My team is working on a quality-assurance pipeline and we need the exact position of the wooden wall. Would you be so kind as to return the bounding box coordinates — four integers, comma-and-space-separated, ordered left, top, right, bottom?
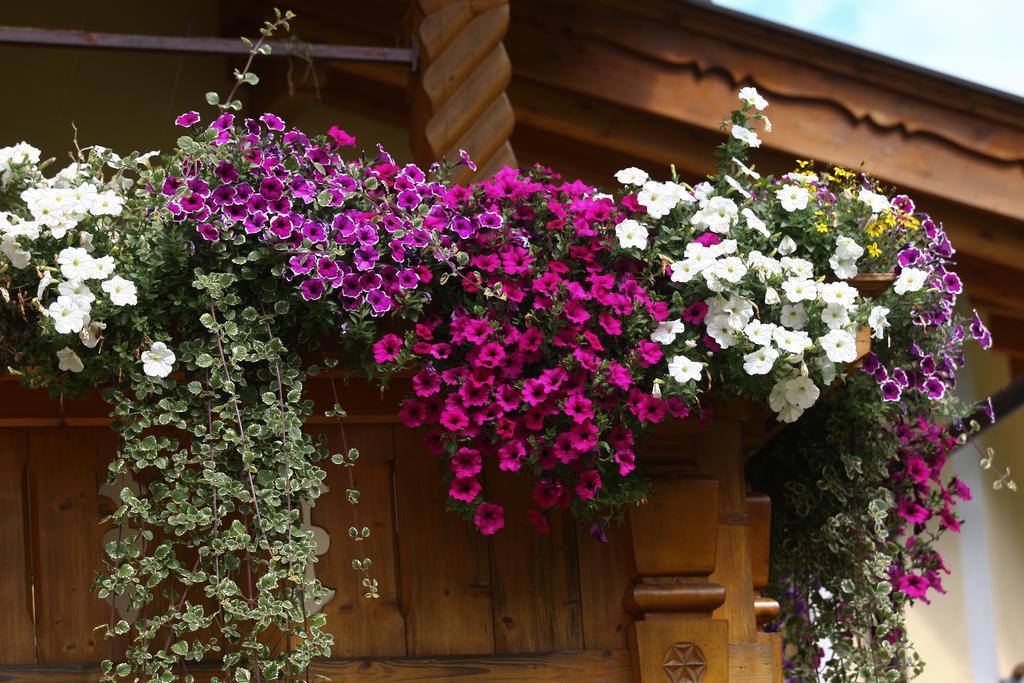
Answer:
0, 378, 635, 682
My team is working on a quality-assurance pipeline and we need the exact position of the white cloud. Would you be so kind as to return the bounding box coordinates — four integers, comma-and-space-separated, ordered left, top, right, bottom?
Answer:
715, 0, 1024, 98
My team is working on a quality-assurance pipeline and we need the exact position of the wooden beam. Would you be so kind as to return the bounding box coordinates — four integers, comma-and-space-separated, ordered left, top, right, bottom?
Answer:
0, 650, 632, 682
410, 0, 518, 181
0, 25, 414, 63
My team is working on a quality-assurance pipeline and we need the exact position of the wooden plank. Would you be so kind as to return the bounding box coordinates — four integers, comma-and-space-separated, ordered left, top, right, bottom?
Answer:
393, 427, 495, 655
486, 464, 584, 653
423, 45, 512, 155
314, 649, 632, 681
747, 495, 771, 590
29, 427, 123, 664
729, 641, 777, 682
308, 423, 406, 657
698, 425, 757, 645
576, 523, 631, 651
422, 5, 510, 107
0, 429, 36, 664
0, 649, 633, 682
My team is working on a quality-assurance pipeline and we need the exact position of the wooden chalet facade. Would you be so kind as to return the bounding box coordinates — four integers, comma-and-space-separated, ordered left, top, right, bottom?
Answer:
1, 1, 1023, 681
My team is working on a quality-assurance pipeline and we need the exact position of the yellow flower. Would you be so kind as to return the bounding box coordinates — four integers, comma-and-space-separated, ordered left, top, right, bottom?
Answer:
815, 223, 830, 233
867, 242, 881, 258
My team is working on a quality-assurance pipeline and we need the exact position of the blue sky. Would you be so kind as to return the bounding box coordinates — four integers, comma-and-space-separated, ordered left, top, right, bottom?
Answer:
713, 0, 1024, 98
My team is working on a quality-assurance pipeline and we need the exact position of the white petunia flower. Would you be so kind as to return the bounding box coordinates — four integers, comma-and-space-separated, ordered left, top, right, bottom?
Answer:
691, 196, 738, 235
102, 276, 138, 306
868, 305, 890, 340
781, 277, 817, 303
614, 219, 649, 250
829, 254, 859, 280
56, 347, 84, 373
723, 175, 752, 198
742, 208, 770, 237
738, 86, 769, 111
669, 259, 700, 283
817, 282, 859, 308
834, 235, 864, 261
80, 320, 106, 348
776, 184, 810, 212
89, 190, 124, 216
90, 255, 116, 280
764, 286, 781, 305
79, 231, 95, 253
774, 327, 812, 354
780, 256, 814, 279
780, 304, 808, 329
709, 256, 748, 283
58, 279, 95, 306
637, 181, 677, 219
819, 329, 859, 364
692, 181, 714, 204
36, 270, 54, 299
857, 188, 890, 214
815, 355, 837, 385
784, 376, 820, 410
650, 319, 686, 345
706, 314, 738, 348
747, 251, 782, 277
777, 235, 797, 255
710, 238, 738, 257
821, 303, 850, 330
664, 181, 696, 204
57, 247, 95, 280
142, 341, 176, 378
731, 125, 761, 148
668, 355, 704, 384
731, 157, 761, 179
893, 267, 929, 294
0, 212, 40, 239
47, 295, 90, 334
743, 347, 779, 375
1, 234, 31, 268
614, 167, 649, 186
744, 319, 777, 347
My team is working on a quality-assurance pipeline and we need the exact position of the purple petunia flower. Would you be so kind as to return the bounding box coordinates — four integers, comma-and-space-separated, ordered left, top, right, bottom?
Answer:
180, 193, 205, 213
300, 278, 326, 301
211, 112, 235, 132
223, 203, 248, 223
397, 269, 419, 289
943, 272, 963, 294
260, 113, 286, 131
197, 222, 220, 241
175, 111, 200, 127
881, 380, 902, 402
260, 177, 285, 201
477, 211, 503, 229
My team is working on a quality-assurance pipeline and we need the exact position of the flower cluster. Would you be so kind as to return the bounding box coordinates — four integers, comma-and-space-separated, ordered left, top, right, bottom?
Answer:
0, 142, 154, 378
169, 111, 449, 319
606, 91, 987, 429
888, 417, 972, 602
382, 168, 686, 533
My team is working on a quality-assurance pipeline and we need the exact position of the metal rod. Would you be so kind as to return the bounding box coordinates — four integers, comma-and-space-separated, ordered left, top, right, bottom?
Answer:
0, 26, 415, 64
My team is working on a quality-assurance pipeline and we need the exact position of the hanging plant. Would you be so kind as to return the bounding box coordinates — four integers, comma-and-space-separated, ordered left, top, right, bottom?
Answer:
0, 15, 1006, 681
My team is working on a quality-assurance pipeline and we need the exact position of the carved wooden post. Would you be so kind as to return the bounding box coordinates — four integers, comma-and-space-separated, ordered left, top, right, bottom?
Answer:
627, 409, 781, 682
408, 0, 518, 182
